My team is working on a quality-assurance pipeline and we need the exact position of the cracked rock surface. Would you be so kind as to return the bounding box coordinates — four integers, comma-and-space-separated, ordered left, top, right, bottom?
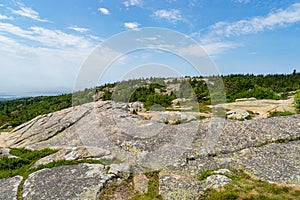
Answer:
0, 176, 23, 200
22, 163, 115, 200
0, 101, 300, 199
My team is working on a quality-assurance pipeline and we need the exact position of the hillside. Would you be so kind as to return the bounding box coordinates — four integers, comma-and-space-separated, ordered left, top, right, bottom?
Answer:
1, 73, 300, 129
0, 73, 300, 199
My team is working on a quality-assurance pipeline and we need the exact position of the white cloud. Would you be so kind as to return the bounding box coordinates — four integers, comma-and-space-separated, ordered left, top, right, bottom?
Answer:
0, 22, 94, 49
124, 22, 139, 30
123, 0, 142, 7
0, 26, 99, 95
0, 37, 91, 95
0, 14, 13, 20
98, 7, 110, 15
232, 0, 250, 3
11, 4, 50, 22
68, 26, 89, 33
202, 42, 240, 56
153, 9, 183, 23
0, 4, 4, 7
205, 3, 300, 40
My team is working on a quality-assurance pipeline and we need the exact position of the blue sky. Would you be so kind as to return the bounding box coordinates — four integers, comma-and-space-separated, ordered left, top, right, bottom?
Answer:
0, 0, 300, 96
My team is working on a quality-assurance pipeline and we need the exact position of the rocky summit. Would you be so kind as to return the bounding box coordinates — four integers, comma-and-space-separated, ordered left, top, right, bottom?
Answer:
1, 100, 300, 199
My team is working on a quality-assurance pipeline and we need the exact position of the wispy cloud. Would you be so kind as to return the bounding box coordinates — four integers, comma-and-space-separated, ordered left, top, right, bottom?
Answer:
0, 24, 98, 94
204, 3, 300, 42
123, 0, 142, 7
0, 4, 4, 7
98, 7, 110, 15
0, 14, 13, 20
232, 0, 251, 3
124, 22, 139, 30
153, 9, 183, 23
11, 3, 50, 22
68, 26, 89, 33
0, 22, 94, 48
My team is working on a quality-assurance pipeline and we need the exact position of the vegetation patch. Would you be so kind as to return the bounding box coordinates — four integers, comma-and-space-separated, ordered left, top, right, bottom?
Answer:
131, 171, 163, 200
0, 148, 119, 200
0, 148, 57, 179
294, 92, 300, 112
0, 128, 13, 132
199, 170, 217, 181
100, 174, 136, 200
268, 111, 294, 118
202, 169, 300, 200
1, 73, 300, 129
100, 171, 163, 200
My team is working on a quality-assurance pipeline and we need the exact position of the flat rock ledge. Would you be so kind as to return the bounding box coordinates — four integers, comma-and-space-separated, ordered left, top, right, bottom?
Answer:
22, 163, 115, 200
159, 169, 234, 199
0, 176, 23, 200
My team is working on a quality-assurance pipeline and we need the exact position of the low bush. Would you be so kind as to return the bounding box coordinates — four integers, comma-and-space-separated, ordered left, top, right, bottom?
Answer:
294, 92, 300, 112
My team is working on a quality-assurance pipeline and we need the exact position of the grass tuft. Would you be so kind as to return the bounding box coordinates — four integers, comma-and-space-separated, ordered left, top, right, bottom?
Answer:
202, 169, 300, 200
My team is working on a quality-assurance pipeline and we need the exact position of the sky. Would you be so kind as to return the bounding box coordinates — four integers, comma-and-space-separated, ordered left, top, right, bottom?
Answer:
0, 0, 300, 96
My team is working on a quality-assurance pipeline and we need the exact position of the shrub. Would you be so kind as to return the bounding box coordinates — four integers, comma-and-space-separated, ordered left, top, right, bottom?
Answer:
268, 111, 294, 118
294, 92, 300, 112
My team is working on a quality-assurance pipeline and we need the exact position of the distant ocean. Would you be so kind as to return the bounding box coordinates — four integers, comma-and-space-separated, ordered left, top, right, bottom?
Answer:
0, 96, 20, 101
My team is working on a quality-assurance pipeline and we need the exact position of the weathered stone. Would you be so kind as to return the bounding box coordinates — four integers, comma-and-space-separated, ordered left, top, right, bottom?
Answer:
2, 100, 300, 197
133, 173, 148, 194
22, 163, 115, 200
227, 109, 250, 120
149, 111, 196, 124
109, 163, 131, 179
233, 140, 300, 184
0, 176, 23, 200
204, 175, 232, 189
0, 148, 18, 158
159, 174, 203, 200
31, 146, 111, 168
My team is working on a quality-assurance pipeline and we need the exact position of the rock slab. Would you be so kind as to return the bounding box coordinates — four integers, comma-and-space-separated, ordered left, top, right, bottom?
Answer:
22, 163, 115, 200
0, 176, 23, 200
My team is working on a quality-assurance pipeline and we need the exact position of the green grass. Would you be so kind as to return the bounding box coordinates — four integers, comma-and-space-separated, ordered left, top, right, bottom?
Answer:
0, 148, 58, 179
199, 170, 216, 181
0, 128, 13, 132
268, 111, 294, 118
202, 169, 300, 200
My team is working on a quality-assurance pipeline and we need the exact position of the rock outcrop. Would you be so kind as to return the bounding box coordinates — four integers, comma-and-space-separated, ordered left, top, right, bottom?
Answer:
1, 100, 300, 199
0, 176, 23, 200
23, 163, 115, 200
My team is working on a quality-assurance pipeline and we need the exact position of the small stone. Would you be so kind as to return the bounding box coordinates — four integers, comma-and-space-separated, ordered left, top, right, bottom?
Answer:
0, 148, 18, 159
133, 173, 149, 194
109, 163, 131, 179
205, 175, 232, 189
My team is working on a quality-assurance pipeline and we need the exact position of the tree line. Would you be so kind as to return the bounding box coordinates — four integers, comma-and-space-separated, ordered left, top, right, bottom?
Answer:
1, 73, 299, 128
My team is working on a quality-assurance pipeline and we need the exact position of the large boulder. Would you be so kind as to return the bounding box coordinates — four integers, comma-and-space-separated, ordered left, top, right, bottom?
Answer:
22, 163, 115, 200
31, 146, 111, 168
0, 176, 23, 200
